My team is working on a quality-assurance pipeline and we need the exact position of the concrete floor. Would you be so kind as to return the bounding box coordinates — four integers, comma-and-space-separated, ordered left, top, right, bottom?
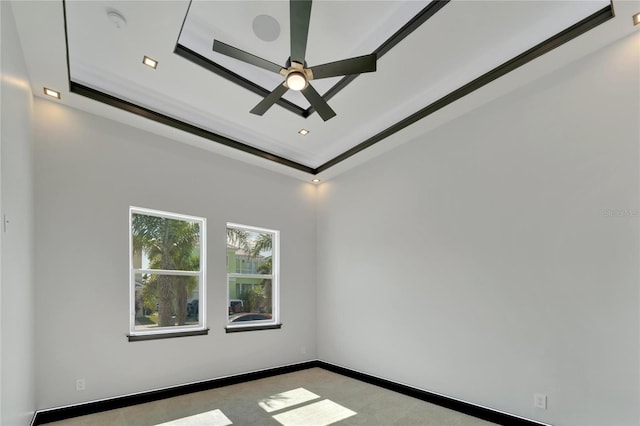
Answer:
47, 368, 496, 426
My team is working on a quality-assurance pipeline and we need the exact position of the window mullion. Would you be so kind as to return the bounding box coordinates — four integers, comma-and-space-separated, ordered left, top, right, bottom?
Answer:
134, 268, 200, 276
228, 273, 273, 280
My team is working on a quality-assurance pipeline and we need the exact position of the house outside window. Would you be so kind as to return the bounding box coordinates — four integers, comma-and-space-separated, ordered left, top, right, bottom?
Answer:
129, 207, 207, 340
226, 223, 279, 331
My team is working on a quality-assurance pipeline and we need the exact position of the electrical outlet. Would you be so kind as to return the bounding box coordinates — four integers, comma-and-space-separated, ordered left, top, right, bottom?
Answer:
76, 378, 86, 391
534, 393, 547, 409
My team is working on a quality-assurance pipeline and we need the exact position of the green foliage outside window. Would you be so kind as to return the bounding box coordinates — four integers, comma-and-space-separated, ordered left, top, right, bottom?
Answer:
132, 212, 201, 328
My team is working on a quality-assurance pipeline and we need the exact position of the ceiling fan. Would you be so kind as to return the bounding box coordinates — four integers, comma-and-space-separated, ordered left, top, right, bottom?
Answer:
212, 0, 377, 121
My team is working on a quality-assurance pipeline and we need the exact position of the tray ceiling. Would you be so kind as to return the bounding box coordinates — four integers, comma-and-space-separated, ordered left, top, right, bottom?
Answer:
10, 0, 639, 180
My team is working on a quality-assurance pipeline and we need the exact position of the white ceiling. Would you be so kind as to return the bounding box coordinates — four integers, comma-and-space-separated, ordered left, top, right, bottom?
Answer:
8, 0, 640, 182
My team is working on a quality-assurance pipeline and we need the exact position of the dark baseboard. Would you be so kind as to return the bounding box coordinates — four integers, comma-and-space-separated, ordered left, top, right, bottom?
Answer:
316, 361, 547, 426
31, 361, 318, 425
32, 360, 547, 426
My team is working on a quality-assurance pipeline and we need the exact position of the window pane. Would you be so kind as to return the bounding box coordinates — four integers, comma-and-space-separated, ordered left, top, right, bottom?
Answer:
227, 224, 276, 326
226, 229, 273, 274
132, 214, 201, 271
134, 273, 200, 330
227, 278, 272, 317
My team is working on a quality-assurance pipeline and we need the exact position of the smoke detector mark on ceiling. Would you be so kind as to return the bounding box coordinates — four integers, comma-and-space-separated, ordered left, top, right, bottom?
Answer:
252, 14, 280, 42
107, 9, 126, 29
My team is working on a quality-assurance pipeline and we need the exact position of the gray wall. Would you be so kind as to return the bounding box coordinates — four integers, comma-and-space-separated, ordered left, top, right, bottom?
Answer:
317, 33, 640, 426
1, 2, 36, 424
33, 99, 317, 409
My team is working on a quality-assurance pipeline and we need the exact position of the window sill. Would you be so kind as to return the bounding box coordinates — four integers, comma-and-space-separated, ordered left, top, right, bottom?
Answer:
128, 329, 209, 342
225, 323, 282, 333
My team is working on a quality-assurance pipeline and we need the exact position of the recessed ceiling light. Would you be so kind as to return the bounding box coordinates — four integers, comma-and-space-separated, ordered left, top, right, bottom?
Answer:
634, 13, 640, 26
298, 129, 309, 136
143, 56, 158, 69
311, 178, 321, 184
43, 87, 60, 99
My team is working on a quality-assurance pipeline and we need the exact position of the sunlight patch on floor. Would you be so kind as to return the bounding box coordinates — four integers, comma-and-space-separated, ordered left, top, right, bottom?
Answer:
272, 399, 357, 426
155, 408, 233, 426
259, 387, 321, 413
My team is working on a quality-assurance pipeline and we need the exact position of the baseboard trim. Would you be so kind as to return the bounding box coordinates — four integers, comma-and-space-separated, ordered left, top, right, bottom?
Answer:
31, 361, 318, 425
316, 360, 549, 426
32, 360, 548, 426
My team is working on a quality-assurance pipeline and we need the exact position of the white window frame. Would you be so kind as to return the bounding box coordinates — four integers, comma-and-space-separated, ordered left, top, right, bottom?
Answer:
226, 222, 280, 331
129, 206, 207, 338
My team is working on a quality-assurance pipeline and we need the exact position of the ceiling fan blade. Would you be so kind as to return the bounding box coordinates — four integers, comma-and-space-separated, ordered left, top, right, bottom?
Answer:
290, 0, 312, 64
309, 53, 377, 80
250, 83, 289, 116
301, 84, 336, 121
213, 40, 284, 75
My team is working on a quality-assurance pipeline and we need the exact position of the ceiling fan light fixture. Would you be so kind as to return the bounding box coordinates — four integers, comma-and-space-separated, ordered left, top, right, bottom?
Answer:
286, 71, 307, 91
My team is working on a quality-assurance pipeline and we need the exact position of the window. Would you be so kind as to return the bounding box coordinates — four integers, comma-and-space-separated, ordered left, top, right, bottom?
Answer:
226, 223, 280, 331
129, 207, 207, 340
